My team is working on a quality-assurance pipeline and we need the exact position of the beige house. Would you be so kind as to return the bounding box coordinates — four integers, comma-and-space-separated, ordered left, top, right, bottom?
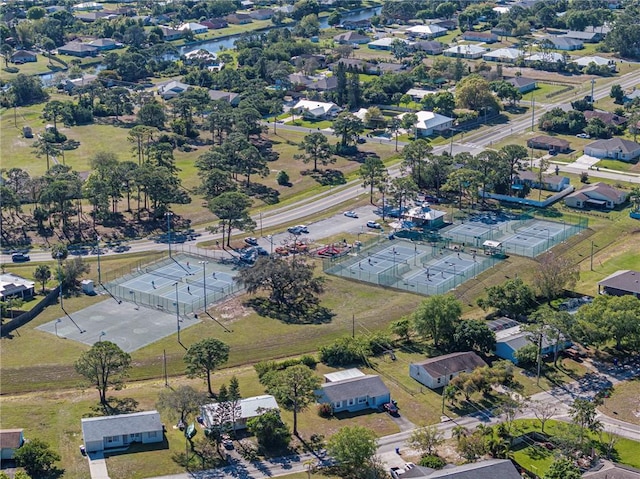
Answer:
564, 182, 627, 209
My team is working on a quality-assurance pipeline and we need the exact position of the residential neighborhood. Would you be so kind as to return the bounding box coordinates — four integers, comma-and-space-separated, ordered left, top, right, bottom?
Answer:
0, 0, 640, 478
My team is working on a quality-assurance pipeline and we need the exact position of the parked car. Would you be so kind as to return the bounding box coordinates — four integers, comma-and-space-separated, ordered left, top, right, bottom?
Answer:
383, 401, 399, 416
11, 253, 30, 263
288, 226, 303, 235
344, 211, 358, 218
576, 133, 590, 139
366, 221, 382, 229
423, 194, 440, 204
244, 237, 258, 246
294, 225, 309, 233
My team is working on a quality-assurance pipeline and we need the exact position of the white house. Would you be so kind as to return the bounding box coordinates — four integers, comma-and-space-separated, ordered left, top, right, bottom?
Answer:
0, 273, 35, 301
406, 88, 438, 101
443, 44, 486, 59
406, 24, 447, 38
292, 100, 341, 119
397, 111, 454, 137
410, 352, 487, 389
525, 52, 567, 64
316, 371, 390, 413
81, 410, 164, 453
574, 55, 616, 70
158, 80, 190, 100
482, 48, 524, 63
564, 182, 627, 209
178, 22, 208, 34
200, 395, 279, 431
584, 138, 640, 161
368, 37, 411, 50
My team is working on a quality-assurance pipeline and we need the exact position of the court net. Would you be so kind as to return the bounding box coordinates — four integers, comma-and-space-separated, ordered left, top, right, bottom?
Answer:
185, 278, 226, 293
146, 269, 184, 281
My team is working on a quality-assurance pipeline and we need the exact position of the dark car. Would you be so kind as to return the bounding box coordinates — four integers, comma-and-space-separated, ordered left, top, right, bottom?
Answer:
383, 402, 399, 415
244, 237, 258, 246
11, 253, 30, 263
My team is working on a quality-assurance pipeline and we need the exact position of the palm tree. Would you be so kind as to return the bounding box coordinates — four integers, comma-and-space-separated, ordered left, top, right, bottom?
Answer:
452, 426, 468, 443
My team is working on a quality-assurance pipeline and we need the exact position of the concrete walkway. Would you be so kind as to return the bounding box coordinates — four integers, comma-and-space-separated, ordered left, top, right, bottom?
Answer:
87, 452, 110, 479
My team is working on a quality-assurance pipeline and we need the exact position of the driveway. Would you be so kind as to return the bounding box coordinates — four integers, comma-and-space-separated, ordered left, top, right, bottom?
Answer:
87, 452, 110, 479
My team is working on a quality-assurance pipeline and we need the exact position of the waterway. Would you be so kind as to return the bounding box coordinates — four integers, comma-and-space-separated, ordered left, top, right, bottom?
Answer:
178, 6, 382, 55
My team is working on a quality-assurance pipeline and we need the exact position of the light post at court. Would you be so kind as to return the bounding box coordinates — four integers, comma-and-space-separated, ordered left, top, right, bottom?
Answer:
166, 211, 174, 258
173, 282, 181, 343
99, 331, 106, 342
55, 318, 62, 338
199, 260, 209, 309
56, 251, 64, 310
96, 235, 102, 284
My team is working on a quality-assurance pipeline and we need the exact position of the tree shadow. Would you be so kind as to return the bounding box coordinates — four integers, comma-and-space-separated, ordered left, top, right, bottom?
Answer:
309, 169, 346, 186
244, 298, 334, 324
88, 397, 140, 416
243, 183, 280, 205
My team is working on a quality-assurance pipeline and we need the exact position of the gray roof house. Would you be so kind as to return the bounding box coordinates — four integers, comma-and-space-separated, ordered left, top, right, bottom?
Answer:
0, 429, 25, 460
493, 320, 570, 364
565, 30, 603, 42
333, 31, 370, 45
584, 138, 640, 161
158, 80, 190, 100
316, 369, 390, 413
10, 50, 37, 63
564, 182, 627, 210
58, 42, 98, 57
506, 76, 538, 93
410, 352, 487, 389
413, 41, 444, 55
81, 410, 163, 453
396, 459, 522, 479
598, 270, 640, 298
548, 36, 584, 50
201, 395, 279, 430
88, 38, 120, 51
207, 89, 240, 105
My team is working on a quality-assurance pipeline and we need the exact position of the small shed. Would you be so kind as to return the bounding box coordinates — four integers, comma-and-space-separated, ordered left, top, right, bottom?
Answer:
81, 279, 95, 294
482, 240, 503, 256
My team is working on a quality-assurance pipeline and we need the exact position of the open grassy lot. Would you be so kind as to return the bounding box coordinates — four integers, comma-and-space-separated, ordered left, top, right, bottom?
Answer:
595, 158, 638, 172
599, 379, 640, 426
522, 82, 572, 102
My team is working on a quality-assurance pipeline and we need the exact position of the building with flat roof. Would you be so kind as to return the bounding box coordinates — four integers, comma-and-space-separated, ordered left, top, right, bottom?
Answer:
598, 270, 640, 298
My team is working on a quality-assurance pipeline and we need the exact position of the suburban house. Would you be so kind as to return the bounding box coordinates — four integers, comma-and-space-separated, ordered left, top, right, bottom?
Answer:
623, 89, 640, 104
462, 31, 498, 43
548, 36, 584, 50
584, 463, 640, 479
584, 110, 627, 127
506, 77, 538, 93
444, 44, 486, 59
178, 22, 208, 34
64, 74, 99, 91
202, 18, 228, 29
397, 111, 454, 137
390, 459, 522, 479
249, 8, 274, 20
368, 37, 411, 51
0, 429, 24, 460
58, 42, 98, 57
184, 49, 218, 65
207, 89, 240, 105
158, 80, 190, 100
159, 26, 183, 40
201, 395, 279, 431
81, 410, 164, 453
433, 19, 457, 30
333, 31, 370, 45
598, 270, 640, 298
409, 352, 487, 389
406, 88, 438, 101
329, 58, 377, 74
482, 48, 524, 63
73, 1, 103, 11
584, 138, 640, 161
564, 182, 627, 210
316, 369, 391, 413
342, 19, 371, 30
10, 50, 37, 63
413, 40, 444, 55
525, 52, 566, 64
291, 99, 341, 119
405, 24, 447, 38
565, 30, 604, 42
307, 76, 339, 92
490, 319, 571, 364
88, 38, 120, 51
513, 170, 571, 192
404, 204, 447, 228
527, 135, 570, 153
574, 55, 615, 70
225, 13, 252, 24
75, 12, 113, 22
0, 273, 35, 301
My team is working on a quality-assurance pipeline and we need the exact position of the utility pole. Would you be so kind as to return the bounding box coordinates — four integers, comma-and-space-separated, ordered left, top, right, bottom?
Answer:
352, 314, 355, 339
96, 235, 102, 284
163, 349, 168, 387
531, 97, 535, 132
536, 332, 542, 386
590, 240, 595, 271
590, 78, 596, 104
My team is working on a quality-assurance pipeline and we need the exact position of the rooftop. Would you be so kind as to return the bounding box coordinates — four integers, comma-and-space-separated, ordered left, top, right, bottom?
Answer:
412, 351, 487, 377
82, 411, 162, 443
319, 375, 389, 403
598, 270, 640, 295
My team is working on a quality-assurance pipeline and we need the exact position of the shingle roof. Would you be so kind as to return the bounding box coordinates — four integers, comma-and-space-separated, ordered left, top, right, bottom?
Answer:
528, 135, 570, 148
82, 411, 162, 443
319, 375, 389, 403
586, 138, 640, 154
412, 351, 487, 377
566, 182, 625, 203
584, 110, 628, 126
506, 76, 537, 88
598, 270, 640, 295
0, 429, 24, 449
401, 459, 521, 479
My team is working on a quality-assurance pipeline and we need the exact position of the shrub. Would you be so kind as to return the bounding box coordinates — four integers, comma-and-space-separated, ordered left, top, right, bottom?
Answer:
580, 172, 589, 183
317, 403, 333, 418
300, 354, 317, 369
419, 455, 446, 469
276, 170, 290, 186
319, 336, 372, 367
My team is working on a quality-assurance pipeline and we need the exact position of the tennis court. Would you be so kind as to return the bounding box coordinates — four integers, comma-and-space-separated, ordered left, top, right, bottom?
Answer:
105, 253, 243, 315
500, 219, 576, 257
444, 222, 502, 246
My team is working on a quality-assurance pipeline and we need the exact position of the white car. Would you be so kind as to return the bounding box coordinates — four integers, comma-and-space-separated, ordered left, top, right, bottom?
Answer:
366, 221, 382, 229
576, 133, 590, 139
344, 211, 358, 218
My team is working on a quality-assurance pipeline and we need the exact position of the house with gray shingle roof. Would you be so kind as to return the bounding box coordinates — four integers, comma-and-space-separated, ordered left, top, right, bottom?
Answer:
397, 459, 522, 479
564, 182, 627, 209
584, 138, 640, 161
410, 352, 487, 389
598, 270, 640, 298
81, 410, 163, 453
316, 370, 390, 413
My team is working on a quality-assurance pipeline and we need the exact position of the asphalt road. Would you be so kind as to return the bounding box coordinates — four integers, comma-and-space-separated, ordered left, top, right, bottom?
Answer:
4, 71, 639, 265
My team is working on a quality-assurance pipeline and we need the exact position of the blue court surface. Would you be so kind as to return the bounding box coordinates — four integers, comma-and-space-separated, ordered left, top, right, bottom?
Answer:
500, 220, 568, 253
404, 253, 479, 288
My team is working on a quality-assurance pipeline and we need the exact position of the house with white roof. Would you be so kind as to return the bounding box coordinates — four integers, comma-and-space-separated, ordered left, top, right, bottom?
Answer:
179, 22, 208, 34
444, 44, 486, 59
81, 410, 164, 453
406, 24, 447, 38
397, 110, 454, 137
292, 100, 341, 119
201, 395, 279, 431
0, 273, 35, 301
489, 319, 570, 364
482, 48, 524, 63
525, 52, 567, 64
316, 369, 390, 413
73, 1, 103, 11
574, 55, 616, 70
368, 37, 412, 51
406, 88, 438, 101
158, 80, 190, 100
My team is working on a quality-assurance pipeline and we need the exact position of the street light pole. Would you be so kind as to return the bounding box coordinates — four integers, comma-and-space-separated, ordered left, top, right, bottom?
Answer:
96, 235, 102, 284
174, 282, 181, 343
99, 331, 106, 342
199, 261, 208, 309
166, 212, 173, 259
57, 252, 64, 309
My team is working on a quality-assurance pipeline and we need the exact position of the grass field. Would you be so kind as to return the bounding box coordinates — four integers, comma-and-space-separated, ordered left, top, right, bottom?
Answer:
522, 82, 572, 102
599, 379, 640, 426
